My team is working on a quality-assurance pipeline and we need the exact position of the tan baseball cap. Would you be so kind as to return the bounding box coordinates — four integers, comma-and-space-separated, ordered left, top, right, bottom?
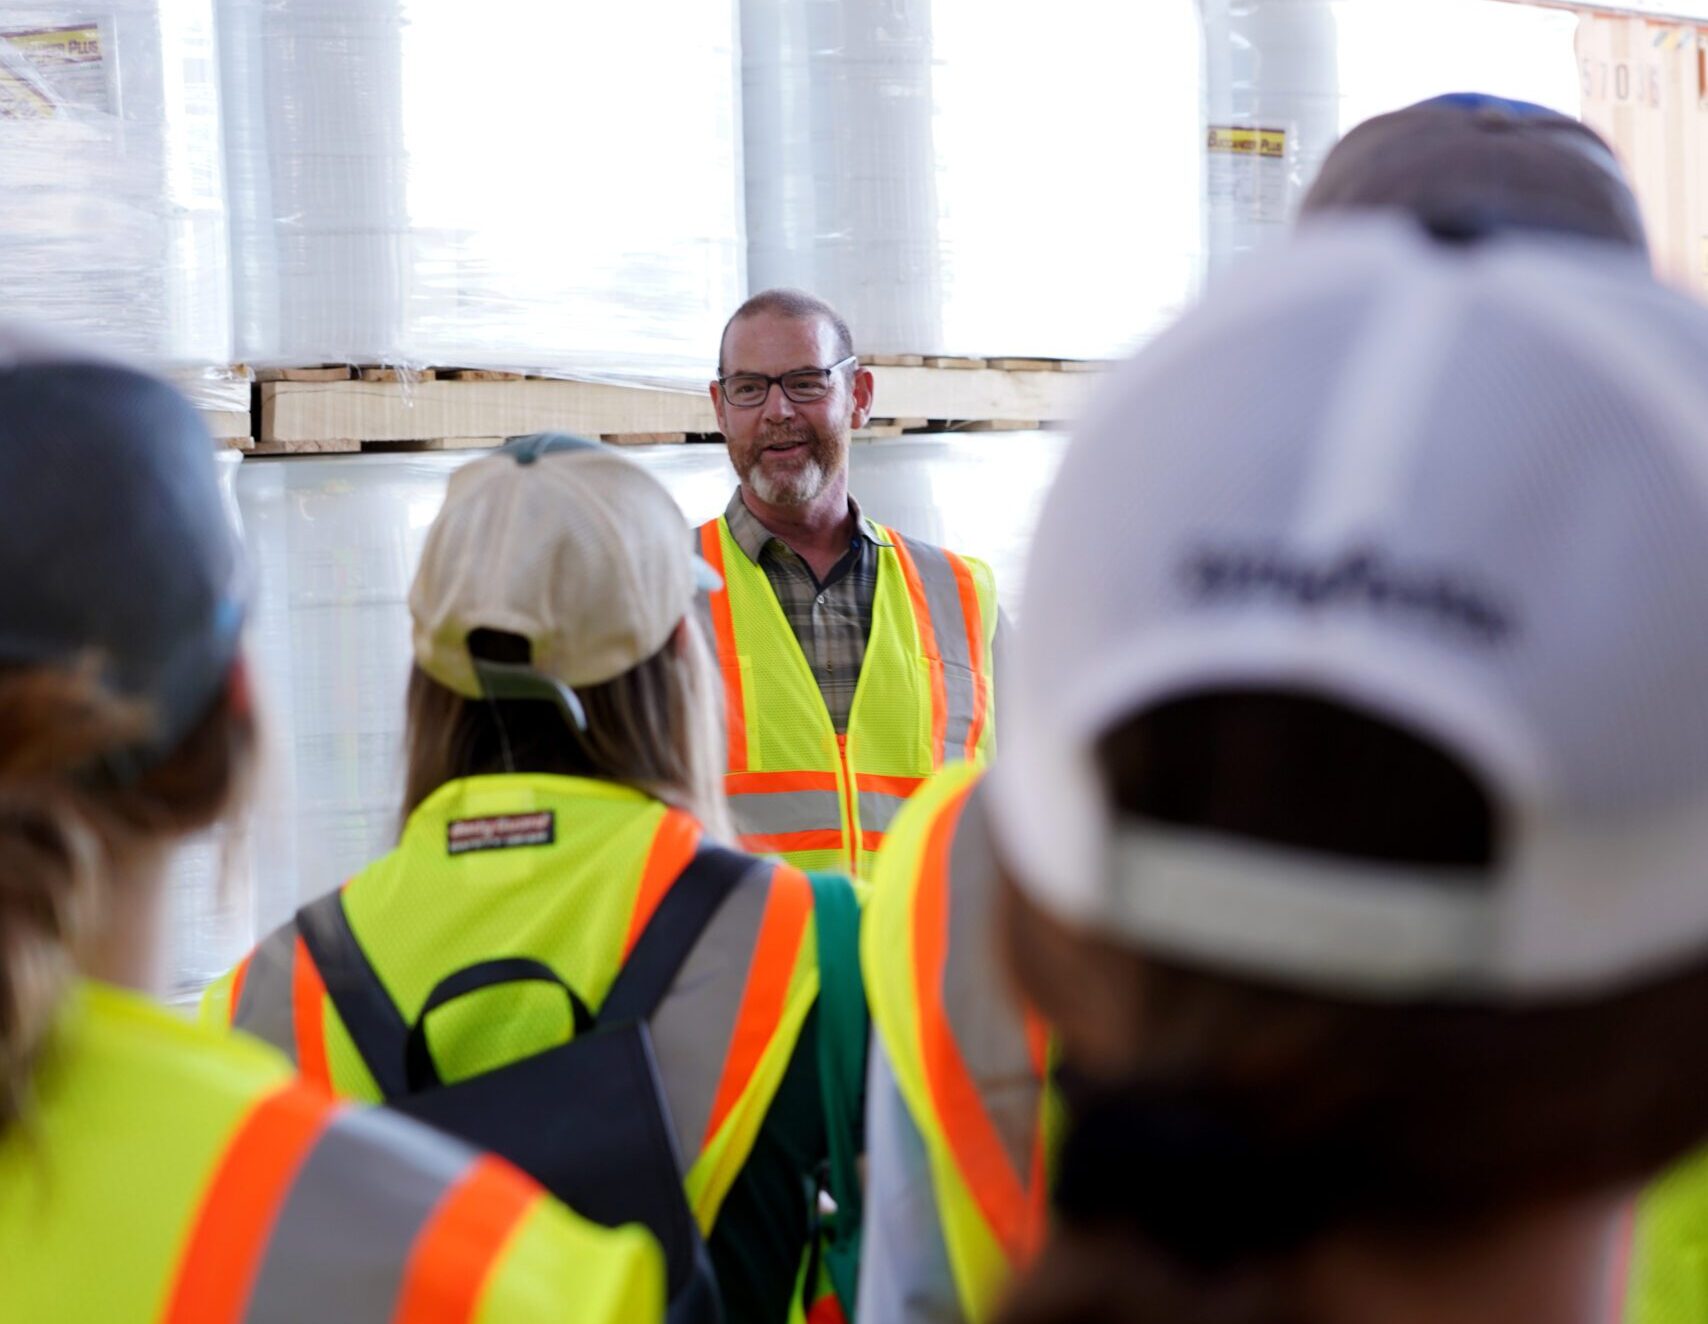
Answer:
410, 434, 719, 724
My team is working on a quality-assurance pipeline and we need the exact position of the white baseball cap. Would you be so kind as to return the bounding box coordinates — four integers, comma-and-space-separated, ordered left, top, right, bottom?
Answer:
992, 218, 1708, 1001
410, 433, 719, 725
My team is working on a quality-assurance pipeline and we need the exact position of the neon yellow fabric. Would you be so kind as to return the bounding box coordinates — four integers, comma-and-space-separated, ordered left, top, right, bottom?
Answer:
712, 516, 997, 879
2, 982, 288, 1322
1626, 1146, 1708, 1324
4, 980, 660, 1324
475, 1195, 664, 1324
863, 765, 1044, 1324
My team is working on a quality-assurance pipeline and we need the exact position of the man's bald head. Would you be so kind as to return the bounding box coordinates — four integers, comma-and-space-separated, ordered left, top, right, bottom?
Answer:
717, 288, 854, 375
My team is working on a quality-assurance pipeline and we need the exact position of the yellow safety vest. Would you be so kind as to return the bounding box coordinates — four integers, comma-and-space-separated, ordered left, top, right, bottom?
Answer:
4, 979, 661, 1323
697, 515, 998, 879
1624, 1146, 1708, 1323
863, 764, 1060, 1323
204, 773, 823, 1242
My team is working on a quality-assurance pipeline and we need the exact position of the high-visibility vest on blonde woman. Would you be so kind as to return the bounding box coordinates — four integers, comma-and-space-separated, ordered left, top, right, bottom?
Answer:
1, 979, 662, 1323
202, 773, 829, 1319
861, 763, 1062, 1323
697, 515, 998, 879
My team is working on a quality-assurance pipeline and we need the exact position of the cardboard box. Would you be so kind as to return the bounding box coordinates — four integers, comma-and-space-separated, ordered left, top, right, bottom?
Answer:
1578, 12, 1708, 294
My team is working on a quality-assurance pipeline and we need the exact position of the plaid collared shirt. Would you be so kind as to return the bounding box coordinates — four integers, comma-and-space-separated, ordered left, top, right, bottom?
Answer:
722, 489, 888, 734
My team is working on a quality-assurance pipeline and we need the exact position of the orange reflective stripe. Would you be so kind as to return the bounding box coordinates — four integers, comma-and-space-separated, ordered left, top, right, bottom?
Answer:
855, 772, 926, 799
887, 530, 948, 765
700, 521, 748, 774
860, 831, 888, 855
227, 954, 253, 1027
914, 782, 1035, 1259
738, 829, 846, 856
702, 865, 814, 1145
291, 937, 330, 1090
162, 1083, 335, 1324
945, 549, 990, 759
622, 808, 703, 960
725, 769, 840, 796
393, 1156, 538, 1324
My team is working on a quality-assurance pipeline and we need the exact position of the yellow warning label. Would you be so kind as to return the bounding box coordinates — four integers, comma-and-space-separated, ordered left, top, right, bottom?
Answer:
1206, 127, 1287, 160
0, 25, 106, 119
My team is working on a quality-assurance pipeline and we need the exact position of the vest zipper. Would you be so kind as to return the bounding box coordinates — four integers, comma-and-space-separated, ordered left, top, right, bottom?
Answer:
837, 733, 859, 876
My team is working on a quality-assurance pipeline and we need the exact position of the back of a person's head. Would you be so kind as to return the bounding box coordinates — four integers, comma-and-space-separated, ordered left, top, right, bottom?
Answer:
1303, 93, 1649, 255
0, 331, 252, 1130
404, 435, 731, 840
988, 221, 1708, 1323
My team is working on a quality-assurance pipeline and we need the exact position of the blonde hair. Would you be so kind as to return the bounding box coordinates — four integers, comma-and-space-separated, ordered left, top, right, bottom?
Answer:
0, 658, 253, 1133
403, 615, 736, 843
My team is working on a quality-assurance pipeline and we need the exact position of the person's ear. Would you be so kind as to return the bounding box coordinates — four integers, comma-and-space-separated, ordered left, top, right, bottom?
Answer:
851, 366, 876, 430
710, 379, 731, 436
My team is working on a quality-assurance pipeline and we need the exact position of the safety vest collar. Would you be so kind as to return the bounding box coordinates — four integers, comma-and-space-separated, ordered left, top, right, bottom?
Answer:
719, 488, 890, 567
409, 772, 655, 828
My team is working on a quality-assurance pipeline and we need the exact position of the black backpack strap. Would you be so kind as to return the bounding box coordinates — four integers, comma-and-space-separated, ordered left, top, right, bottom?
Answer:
295, 889, 411, 1097
598, 844, 757, 1027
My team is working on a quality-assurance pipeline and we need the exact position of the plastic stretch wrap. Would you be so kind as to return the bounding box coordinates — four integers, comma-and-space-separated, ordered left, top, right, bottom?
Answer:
1200, 0, 1581, 276
219, 0, 745, 387
742, 0, 1205, 361
0, 3, 233, 403
176, 437, 1065, 979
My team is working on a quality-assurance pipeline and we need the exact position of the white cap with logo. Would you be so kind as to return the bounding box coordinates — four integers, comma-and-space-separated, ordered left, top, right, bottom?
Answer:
992, 219, 1708, 1001
410, 433, 718, 724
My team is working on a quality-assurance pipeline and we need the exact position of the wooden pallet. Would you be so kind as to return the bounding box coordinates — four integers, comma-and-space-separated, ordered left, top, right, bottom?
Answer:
245, 361, 1099, 454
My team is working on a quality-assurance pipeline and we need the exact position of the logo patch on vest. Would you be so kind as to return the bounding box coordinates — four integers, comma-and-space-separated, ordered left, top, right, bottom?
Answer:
447, 811, 556, 855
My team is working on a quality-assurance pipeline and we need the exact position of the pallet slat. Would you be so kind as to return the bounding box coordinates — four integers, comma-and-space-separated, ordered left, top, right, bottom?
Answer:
255, 364, 1097, 448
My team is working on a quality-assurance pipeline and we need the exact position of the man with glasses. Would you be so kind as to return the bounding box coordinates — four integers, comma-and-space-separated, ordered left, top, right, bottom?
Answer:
699, 288, 999, 881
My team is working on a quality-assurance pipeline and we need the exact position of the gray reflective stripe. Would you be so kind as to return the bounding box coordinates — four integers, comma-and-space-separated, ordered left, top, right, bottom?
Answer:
728, 790, 842, 837
233, 925, 301, 1064
896, 533, 986, 759
650, 858, 775, 1163
942, 781, 1040, 1183
242, 1107, 475, 1324
856, 790, 913, 835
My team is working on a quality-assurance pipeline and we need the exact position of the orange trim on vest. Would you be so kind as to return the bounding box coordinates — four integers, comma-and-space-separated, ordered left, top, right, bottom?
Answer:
914, 782, 1038, 1262
945, 548, 990, 759
291, 938, 330, 1090
227, 954, 252, 1026
860, 831, 888, 855
161, 1083, 335, 1324
622, 809, 703, 960
738, 829, 846, 856
855, 772, 927, 799
725, 769, 840, 796
886, 530, 948, 766
701, 864, 814, 1145
394, 1156, 539, 1324
700, 521, 749, 774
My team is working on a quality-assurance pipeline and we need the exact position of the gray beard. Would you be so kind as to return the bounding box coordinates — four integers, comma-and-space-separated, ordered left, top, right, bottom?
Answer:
747, 453, 828, 507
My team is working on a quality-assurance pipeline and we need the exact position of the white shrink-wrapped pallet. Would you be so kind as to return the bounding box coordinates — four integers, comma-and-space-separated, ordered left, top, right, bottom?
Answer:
220, 0, 746, 388
741, 0, 1207, 362
1200, 0, 1581, 280
0, 2, 237, 405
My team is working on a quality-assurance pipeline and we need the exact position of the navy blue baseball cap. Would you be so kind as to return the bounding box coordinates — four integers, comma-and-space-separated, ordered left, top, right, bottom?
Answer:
1303, 93, 1649, 254
0, 326, 247, 775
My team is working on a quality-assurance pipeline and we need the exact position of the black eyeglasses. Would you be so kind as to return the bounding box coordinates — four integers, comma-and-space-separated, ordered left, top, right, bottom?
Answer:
717, 356, 857, 408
